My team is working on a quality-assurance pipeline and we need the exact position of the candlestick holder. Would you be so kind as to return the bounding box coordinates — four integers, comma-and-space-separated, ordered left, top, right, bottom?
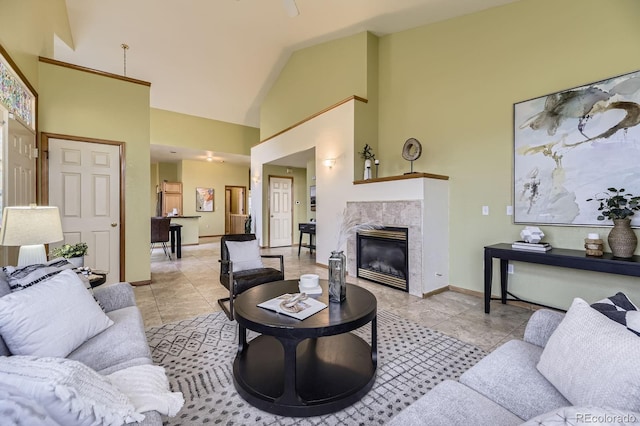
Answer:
585, 233, 604, 257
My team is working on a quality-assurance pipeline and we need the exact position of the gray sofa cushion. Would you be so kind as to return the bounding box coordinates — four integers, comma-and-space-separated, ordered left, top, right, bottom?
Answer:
67, 306, 152, 375
93, 282, 137, 312
387, 380, 522, 426
523, 309, 565, 348
460, 339, 570, 420
523, 406, 640, 425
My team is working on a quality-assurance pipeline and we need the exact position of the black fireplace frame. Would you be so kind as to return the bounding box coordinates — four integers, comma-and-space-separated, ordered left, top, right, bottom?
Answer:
356, 226, 409, 292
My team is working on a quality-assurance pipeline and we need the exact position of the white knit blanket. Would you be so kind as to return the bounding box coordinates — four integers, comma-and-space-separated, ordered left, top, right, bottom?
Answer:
108, 364, 184, 417
0, 357, 183, 425
0, 356, 144, 426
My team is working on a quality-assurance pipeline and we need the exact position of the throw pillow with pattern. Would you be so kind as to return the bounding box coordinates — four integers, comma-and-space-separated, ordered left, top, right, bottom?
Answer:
591, 292, 640, 336
2, 258, 75, 292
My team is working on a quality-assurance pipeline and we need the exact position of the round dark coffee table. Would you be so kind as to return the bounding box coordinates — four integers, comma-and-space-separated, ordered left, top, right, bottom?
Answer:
233, 279, 377, 417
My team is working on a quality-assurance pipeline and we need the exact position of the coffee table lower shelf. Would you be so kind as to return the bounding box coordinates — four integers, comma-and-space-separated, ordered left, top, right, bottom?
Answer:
233, 332, 376, 417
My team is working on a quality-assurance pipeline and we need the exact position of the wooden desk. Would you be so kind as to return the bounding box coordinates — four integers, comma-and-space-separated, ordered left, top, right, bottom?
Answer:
484, 243, 640, 313
298, 223, 316, 256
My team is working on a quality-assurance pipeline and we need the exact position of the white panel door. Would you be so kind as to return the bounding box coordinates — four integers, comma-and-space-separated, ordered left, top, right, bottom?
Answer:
6, 117, 36, 206
49, 139, 120, 284
269, 176, 292, 247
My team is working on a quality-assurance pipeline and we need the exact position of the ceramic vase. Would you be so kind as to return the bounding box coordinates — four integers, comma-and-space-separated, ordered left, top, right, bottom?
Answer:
364, 159, 372, 180
328, 250, 346, 303
608, 218, 637, 258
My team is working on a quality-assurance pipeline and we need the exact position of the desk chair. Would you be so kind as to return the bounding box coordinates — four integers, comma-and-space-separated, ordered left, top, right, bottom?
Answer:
150, 217, 172, 260
218, 234, 284, 320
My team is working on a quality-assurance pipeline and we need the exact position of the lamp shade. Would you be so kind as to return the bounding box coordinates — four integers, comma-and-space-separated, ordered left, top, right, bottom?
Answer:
0, 206, 64, 246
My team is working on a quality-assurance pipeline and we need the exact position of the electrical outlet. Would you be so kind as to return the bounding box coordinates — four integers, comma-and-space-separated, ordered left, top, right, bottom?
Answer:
482, 206, 489, 215
508, 264, 514, 274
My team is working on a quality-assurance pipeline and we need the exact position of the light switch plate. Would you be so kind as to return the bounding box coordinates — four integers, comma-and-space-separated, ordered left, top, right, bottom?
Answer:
482, 206, 489, 215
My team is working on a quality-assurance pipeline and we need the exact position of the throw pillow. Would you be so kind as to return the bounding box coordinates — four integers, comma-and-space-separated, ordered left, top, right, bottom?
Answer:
591, 292, 640, 336
225, 239, 264, 272
0, 356, 143, 426
0, 269, 114, 357
537, 297, 640, 412
2, 258, 74, 292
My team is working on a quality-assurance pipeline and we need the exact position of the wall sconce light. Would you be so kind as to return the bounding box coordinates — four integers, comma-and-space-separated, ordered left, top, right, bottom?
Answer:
323, 158, 336, 169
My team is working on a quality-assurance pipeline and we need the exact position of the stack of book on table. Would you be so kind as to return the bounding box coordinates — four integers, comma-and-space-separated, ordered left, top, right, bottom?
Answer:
511, 241, 552, 252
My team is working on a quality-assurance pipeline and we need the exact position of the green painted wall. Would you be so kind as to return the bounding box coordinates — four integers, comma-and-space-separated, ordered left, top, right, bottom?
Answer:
180, 160, 250, 236
260, 32, 371, 140
158, 162, 178, 182
38, 61, 151, 283
151, 108, 259, 155
0, 0, 72, 89
376, 0, 640, 308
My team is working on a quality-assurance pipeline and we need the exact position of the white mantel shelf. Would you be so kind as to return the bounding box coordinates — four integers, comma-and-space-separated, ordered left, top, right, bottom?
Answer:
353, 172, 449, 185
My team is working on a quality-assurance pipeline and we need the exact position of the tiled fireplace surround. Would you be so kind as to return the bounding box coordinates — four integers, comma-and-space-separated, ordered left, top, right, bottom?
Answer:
346, 201, 421, 294
344, 175, 450, 297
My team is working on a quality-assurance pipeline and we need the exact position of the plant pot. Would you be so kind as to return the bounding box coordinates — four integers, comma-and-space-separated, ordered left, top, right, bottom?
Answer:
608, 218, 637, 258
68, 256, 84, 268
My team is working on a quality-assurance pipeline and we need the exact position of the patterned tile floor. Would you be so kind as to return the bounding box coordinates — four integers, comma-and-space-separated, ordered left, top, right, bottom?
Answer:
137, 237, 533, 352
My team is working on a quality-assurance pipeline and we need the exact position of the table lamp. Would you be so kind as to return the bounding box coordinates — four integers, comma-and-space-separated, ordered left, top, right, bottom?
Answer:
0, 205, 64, 267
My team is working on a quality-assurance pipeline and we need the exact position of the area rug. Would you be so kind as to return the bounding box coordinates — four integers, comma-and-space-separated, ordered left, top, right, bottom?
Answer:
145, 310, 486, 425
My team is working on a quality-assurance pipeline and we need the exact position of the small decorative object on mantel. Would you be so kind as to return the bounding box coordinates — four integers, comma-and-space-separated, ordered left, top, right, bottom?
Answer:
584, 232, 604, 257
374, 159, 380, 178
331, 209, 383, 303
402, 137, 422, 174
358, 144, 376, 180
50, 242, 88, 268
587, 187, 640, 258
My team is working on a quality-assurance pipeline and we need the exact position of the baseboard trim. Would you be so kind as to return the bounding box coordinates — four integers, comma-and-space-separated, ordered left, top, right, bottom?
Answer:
130, 280, 151, 286
421, 286, 449, 298
447, 285, 539, 310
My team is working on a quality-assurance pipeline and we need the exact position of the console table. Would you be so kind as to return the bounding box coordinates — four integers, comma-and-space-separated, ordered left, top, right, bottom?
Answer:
484, 243, 640, 313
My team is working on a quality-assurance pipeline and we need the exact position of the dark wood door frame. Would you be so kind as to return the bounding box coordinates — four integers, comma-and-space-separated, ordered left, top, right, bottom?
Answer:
40, 132, 126, 282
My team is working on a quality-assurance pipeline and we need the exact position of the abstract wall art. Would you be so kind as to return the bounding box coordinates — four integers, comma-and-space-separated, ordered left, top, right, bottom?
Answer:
514, 69, 640, 227
196, 187, 214, 212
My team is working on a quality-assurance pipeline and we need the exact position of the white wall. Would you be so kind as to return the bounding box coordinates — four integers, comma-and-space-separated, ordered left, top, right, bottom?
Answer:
251, 101, 356, 263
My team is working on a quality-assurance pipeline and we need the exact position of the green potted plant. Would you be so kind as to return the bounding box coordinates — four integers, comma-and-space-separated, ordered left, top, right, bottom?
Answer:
587, 188, 640, 258
50, 242, 88, 267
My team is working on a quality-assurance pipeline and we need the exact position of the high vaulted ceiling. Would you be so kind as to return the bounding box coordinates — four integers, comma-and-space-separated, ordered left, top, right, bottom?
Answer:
57, 0, 520, 131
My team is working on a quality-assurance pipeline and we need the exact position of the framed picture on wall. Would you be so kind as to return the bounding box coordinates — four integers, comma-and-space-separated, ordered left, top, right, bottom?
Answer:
196, 187, 214, 212
310, 185, 316, 211
513, 69, 640, 227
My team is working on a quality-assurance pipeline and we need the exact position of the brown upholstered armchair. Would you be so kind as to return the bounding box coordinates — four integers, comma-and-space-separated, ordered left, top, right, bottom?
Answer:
218, 234, 284, 320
